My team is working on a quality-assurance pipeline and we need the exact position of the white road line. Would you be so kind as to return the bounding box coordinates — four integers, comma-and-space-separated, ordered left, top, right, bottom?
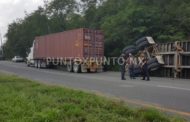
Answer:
157, 85, 190, 91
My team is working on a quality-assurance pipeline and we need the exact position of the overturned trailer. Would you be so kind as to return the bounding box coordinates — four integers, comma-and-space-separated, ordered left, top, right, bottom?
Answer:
122, 37, 190, 79
153, 41, 190, 79
122, 37, 165, 76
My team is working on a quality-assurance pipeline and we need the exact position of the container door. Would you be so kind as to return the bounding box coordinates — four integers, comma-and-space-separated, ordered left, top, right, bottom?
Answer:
83, 29, 104, 58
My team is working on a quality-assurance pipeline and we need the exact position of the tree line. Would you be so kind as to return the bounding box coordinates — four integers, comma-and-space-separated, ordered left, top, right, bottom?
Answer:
3, 0, 190, 58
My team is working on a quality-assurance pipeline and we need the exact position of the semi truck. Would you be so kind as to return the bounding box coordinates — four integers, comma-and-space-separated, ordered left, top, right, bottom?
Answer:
26, 28, 104, 73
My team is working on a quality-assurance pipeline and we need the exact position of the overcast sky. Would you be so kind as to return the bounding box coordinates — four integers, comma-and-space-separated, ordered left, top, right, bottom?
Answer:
0, 0, 44, 45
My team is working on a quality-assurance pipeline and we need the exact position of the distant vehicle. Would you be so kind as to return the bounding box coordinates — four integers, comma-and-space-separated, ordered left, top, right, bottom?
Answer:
12, 56, 24, 62
0, 48, 4, 60
27, 28, 104, 73
0, 55, 4, 60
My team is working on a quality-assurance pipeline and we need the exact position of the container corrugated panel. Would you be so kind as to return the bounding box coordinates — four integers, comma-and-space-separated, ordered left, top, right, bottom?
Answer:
152, 68, 190, 79
151, 68, 174, 78
181, 69, 190, 79
34, 28, 104, 59
162, 55, 174, 65
182, 55, 190, 65
158, 42, 174, 52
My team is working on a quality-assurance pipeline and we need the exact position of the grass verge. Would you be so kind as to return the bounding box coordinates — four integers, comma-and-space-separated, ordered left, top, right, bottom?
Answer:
0, 73, 186, 122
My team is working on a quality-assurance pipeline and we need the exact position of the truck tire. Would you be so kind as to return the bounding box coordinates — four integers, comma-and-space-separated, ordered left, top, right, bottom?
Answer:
38, 60, 41, 69
135, 37, 147, 45
126, 48, 138, 55
133, 65, 142, 75
136, 41, 149, 50
27, 61, 30, 67
34, 60, 38, 68
147, 58, 158, 65
67, 63, 73, 72
122, 45, 135, 53
40, 61, 47, 69
134, 68, 142, 75
87, 69, 91, 73
122, 45, 137, 55
73, 63, 81, 73
148, 62, 160, 71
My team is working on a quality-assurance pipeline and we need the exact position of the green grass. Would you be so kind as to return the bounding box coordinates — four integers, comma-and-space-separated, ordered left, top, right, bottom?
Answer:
0, 73, 186, 122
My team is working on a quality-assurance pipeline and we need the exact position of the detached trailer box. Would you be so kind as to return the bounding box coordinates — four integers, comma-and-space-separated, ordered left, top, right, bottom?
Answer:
32, 28, 104, 73
152, 41, 190, 79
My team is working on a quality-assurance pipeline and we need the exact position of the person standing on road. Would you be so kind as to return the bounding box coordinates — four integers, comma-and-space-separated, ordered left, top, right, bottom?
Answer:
120, 53, 127, 80
142, 58, 150, 81
138, 52, 145, 66
127, 53, 135, 79
138, 52, 145, 75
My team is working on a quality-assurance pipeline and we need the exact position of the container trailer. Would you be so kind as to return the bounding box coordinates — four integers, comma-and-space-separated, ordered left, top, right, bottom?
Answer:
27, 28, 104, 73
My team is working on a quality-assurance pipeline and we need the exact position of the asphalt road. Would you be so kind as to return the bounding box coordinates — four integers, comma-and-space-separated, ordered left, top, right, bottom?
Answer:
1, 61, 190, 118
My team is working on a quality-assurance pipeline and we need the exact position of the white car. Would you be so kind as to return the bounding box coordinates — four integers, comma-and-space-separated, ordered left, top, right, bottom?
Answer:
12, 56, 24, 62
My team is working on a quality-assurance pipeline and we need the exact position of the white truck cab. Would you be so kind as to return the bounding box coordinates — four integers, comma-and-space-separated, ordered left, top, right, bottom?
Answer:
26, 41, 35, 66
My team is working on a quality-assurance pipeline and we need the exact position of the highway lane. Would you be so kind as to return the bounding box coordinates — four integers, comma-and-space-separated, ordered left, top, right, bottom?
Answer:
1, 61, 190, 117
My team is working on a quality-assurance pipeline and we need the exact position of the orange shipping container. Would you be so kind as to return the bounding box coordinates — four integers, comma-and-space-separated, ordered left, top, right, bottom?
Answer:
34, 28, 104, 59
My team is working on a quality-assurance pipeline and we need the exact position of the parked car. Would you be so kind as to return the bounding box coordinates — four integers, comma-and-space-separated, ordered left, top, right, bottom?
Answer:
12, 56, 24, 62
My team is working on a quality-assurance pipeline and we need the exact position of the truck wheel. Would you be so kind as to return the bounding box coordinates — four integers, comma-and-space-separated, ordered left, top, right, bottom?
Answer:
87, 69, 91, 73
40, 61, 47, 69
133, 65, 142, 76
148, 62, 160, 71
136, 41, 149, 50
125, 48, 138, 55
73, 63, 81, 73
37, 60, 41, 69
122, 45, 135, 53
133, 68, 142, 76
67, 63, 73, 72
122, 45, 137, 55
27, 61, 30, 67
34, 60, 38, 68
135, 37, 147, 45
147, 58, 158, 65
